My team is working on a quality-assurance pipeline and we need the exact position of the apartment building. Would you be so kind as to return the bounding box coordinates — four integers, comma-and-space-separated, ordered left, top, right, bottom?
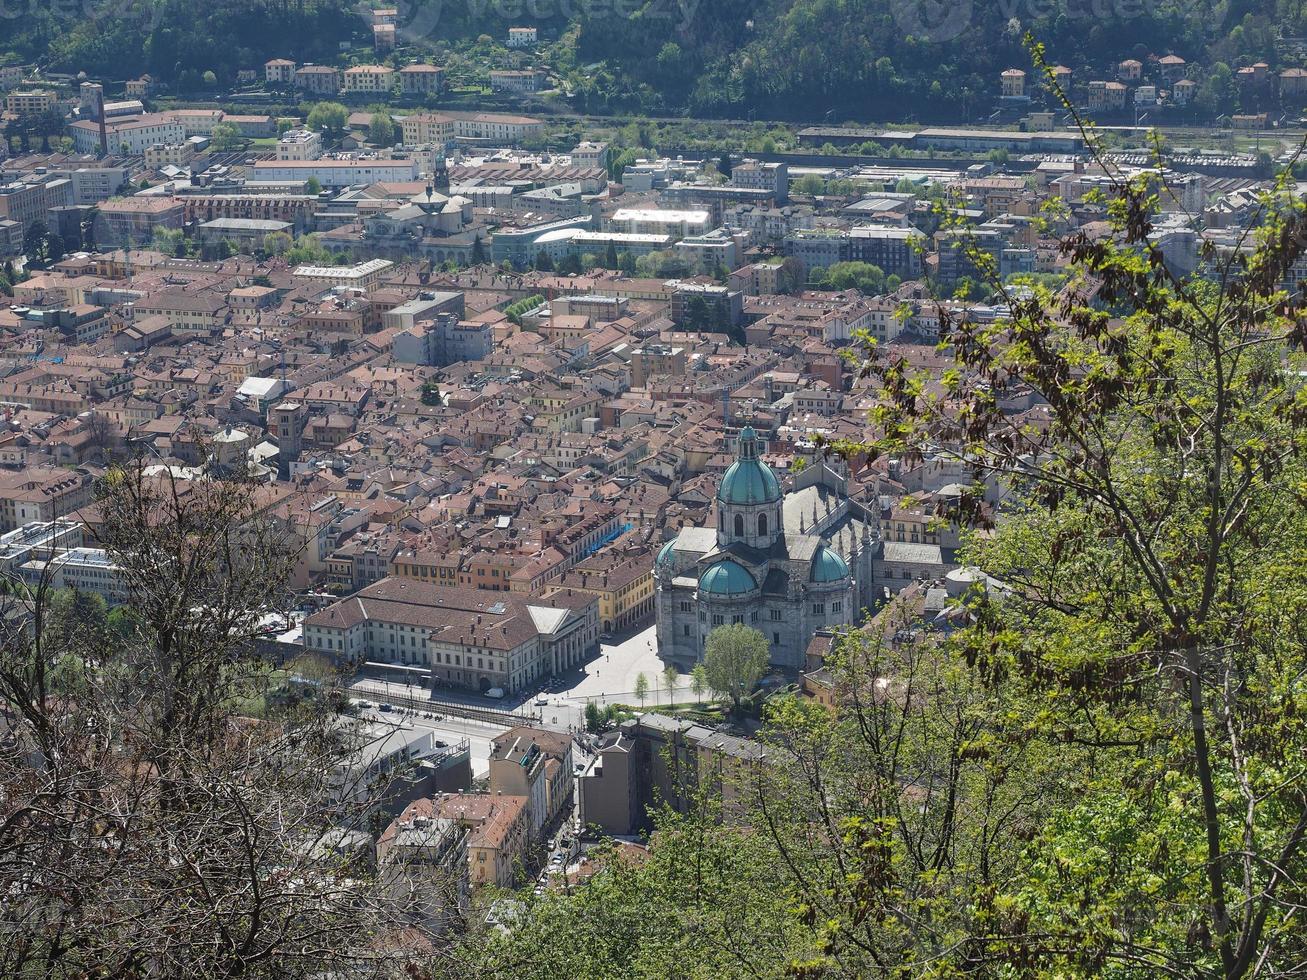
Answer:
608, 208, 712, 238
452, 112, 544, 145
488, 727, 574, 840
730, 159, 789, 203
144, 143, 195, 169
6, 90, 55, 114
131, 290, 228, 334
490, 70, 543, 95
579, 714, 768, 835
399, 63, 445, 96
295, 65, 342, 95
846, 226, 925, 279
92, 197, 184, 247
0, 469, 92, 532
343, 64, 395, 95
265, 58, 297, 84
277, 127, 323, 161
0, 178, 73, 233
506, 26, 537, 47
401, 112, 457, 146
432, 792, 530, 888
557, 552, 655, 634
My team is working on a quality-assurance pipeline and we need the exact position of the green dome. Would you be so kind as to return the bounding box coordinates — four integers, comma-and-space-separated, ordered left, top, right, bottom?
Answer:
656, 540, 676, 569
718, 459, 782, 505
810, 547, 850, 583
698, 560, 757, 595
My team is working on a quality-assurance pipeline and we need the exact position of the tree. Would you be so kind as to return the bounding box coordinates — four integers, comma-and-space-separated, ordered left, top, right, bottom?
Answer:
777, 257, 806, 295
1198, 61, 1238, 115
201, 69, 218, 88
419, 379, 442, 407
718, 151, 732, 178
304, 176, 322, 195
633, 672, 649, 708
368, 112, 396, 147
795, 173, 826, 197
534, 250, 555, 272
702, 624, 768, 714
306, 101, 348, 140
661, 665, 678, 706
0, 461, 402, 977
604, 241, 619, 270
262, 231, 292, 256
209, 122, 243, 151
584, 701, 604, 733
822, 43, 1307, 975
824, 260, 886, 295
690, 663, 707, 704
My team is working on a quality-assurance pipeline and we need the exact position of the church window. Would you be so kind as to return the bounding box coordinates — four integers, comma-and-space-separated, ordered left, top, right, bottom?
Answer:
683, 624, 691, 636
734, 514, 744, 536
758, 513, 768, 536
679, 601, 692, 612
770, 609, 782, 621
712, 614, 724, 626
773, 632, 781, 645
812, 603, 824, 614
732, 614, 743, 624
832, 601, 842, 613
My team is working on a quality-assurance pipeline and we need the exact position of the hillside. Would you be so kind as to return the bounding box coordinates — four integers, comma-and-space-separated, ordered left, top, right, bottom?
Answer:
0, 0, 1299, 120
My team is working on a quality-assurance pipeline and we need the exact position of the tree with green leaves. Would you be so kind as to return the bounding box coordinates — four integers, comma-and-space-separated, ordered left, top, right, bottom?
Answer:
209, 122, 243, 152
661, 665, 678, 706
690, 662, 708, 704
368, 112, 396, 147
305, 101, 348, 141
633, 672, 648, 708
583, 701, 603, 733
702, 624, 768, 715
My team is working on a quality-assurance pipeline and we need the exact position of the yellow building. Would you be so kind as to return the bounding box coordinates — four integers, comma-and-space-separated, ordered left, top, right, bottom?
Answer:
557, 553, 654, 635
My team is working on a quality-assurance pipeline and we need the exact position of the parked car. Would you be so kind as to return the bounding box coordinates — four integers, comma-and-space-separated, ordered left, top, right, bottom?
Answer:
378, 703, 394, 712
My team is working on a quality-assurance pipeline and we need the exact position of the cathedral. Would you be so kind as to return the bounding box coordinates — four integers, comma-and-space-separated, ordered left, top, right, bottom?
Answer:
655, 427, 878, 669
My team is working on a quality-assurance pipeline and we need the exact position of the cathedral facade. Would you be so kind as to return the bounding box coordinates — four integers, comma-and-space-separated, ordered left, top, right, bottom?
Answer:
655, 427, 877, 669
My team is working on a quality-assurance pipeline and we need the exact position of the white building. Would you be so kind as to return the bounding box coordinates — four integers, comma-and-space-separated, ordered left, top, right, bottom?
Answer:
277, 128, 323, 162
249, 158, 419, 188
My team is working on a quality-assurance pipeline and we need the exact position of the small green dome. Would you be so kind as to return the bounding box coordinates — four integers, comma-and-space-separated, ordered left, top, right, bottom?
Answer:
656, 540, 676, 569
810, 547, 850, 583
698, 560, 757, 595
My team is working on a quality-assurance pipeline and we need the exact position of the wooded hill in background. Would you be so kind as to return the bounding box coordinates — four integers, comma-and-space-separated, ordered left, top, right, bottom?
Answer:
0, 0, 1301, 120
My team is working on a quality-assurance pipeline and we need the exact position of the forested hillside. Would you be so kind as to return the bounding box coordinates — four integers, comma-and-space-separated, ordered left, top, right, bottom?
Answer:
1, 0, 1302, 119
